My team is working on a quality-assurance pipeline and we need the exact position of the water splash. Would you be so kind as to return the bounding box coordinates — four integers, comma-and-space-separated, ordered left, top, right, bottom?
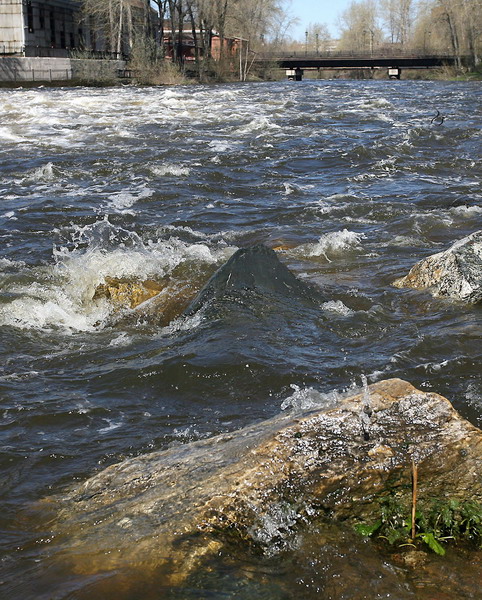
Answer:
0, 217, 236, 333
360, 374, 372, 441
322, 300, 355, 316
295, 229, 365, 262
281, 384, 339, 412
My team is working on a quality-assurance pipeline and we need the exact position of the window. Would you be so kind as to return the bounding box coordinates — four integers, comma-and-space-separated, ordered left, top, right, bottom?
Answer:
50, 11, 56, 46
27, 1, 34, 33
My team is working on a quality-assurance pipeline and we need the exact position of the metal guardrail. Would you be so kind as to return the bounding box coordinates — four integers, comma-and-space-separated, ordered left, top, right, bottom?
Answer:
0, 68, 73, 82
258, 50, 457, 61
0, 45, 127, 60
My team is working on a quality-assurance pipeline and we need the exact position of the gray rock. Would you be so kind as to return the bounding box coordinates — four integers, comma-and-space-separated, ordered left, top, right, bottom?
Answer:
46, 379, 482, 586
393, 230, 482, 303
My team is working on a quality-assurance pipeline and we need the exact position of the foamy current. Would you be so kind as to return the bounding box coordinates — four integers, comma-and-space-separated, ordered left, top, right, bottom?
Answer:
0, 80, 481, 599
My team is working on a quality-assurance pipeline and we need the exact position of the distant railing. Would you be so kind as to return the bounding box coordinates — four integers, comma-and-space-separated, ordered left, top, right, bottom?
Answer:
0, 45, 127, 60
258, 49, 456, 60
0, 45, 19, 56
1, 68, 73, 82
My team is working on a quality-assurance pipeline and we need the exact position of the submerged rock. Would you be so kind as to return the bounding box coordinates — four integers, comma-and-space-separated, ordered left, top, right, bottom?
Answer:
393, 230, 482, 303
93, 245, 323, 328
46, 379, 482, 587
184, 244, 323, 317
93, 277, 164, 309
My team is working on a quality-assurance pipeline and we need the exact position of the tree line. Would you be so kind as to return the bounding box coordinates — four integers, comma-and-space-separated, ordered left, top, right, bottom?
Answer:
334, 0, 480, 67
80, 0, 290, 77
80, 0, 480, 76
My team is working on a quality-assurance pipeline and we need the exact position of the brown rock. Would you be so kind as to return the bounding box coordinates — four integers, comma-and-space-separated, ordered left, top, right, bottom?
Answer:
93, 277, 164, 309
46, 379, 482, 586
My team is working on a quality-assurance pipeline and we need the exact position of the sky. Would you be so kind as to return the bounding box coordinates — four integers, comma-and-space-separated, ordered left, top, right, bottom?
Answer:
286, 0, 352, 41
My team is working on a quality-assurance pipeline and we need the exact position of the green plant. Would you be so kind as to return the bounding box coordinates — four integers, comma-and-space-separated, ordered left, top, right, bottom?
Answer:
355, 497, 482, 556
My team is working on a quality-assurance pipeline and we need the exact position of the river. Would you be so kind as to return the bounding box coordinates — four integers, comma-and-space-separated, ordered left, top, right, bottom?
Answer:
0, 80, 481, 598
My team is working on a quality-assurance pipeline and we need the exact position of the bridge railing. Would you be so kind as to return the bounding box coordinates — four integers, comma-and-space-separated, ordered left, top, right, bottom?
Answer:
257, 49, 455, 60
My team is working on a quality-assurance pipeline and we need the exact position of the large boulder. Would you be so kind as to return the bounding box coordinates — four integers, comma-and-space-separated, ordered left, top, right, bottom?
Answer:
47, 379, 482, 587
393, 230, 482, 303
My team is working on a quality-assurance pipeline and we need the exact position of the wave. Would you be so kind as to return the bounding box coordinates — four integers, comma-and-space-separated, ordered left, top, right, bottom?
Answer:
30, 162, 58, 182
107, 186, 155, 213
293, 230, 365, 261
280, 384, 340, 411
322, 300, 355, 316
235, 116, 281, 136
0, 218, 236, 333
150, 163, 191, 177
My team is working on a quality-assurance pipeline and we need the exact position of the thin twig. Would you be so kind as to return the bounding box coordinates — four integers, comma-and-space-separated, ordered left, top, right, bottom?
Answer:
411, 459, 418, 541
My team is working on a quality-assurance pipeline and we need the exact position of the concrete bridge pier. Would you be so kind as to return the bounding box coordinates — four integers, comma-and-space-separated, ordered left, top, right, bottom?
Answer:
286, 67, 303, 81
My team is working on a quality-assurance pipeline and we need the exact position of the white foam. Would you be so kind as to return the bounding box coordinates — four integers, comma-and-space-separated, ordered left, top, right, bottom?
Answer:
390, 235, 427, 248
236, 116, 281, 136
0, 218, 236, 333
359, 98, 393, 109
0, 126, 27, 143
107, 186, 154, 212
98, 418, 123, 434
109, 332, 133, 347
0, 370, 39, 382
282, 182, 295, 195
296, 229, 365, 261
0, 291, 106, 332
208, 140, 236, 153
450, 204, 482, 216
0, 257, 23, 270
31, 162, 57, 181
150, 163, 190, 177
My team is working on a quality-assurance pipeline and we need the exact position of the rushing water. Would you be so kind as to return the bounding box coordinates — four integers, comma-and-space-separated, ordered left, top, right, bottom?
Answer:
0, 80, 481, 599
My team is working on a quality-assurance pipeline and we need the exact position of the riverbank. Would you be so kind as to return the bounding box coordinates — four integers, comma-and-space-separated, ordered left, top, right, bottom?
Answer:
1, 55, 481, 87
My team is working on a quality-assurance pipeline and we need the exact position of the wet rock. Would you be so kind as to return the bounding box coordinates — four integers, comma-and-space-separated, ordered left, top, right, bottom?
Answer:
96, 245, 324, 329
184, 244, 323, 318
47, 379, 482, 586
93, 274, 206, 327
93, 276, 164, 309
393, 230, 482, 303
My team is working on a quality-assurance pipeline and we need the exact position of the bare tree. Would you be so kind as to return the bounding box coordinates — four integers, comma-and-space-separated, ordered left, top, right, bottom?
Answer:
306, 22, 332, 53
337, 0, 383, 53
459, 0, 481, 66
81, 0, 160, 56
380, 0, 414, 46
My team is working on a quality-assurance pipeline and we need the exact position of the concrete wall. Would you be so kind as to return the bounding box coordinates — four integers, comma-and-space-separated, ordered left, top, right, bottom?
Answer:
0, 0, 24, 54
71, 58, 126, 82
0, 56, 126, 82
0, 56, 72, 81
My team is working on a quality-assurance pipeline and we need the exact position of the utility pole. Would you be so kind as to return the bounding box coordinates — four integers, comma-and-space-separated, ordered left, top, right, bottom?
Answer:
363, 28, 374, 55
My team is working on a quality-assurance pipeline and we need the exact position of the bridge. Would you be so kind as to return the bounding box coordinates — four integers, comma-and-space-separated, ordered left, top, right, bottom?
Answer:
255, 50, 461, 79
